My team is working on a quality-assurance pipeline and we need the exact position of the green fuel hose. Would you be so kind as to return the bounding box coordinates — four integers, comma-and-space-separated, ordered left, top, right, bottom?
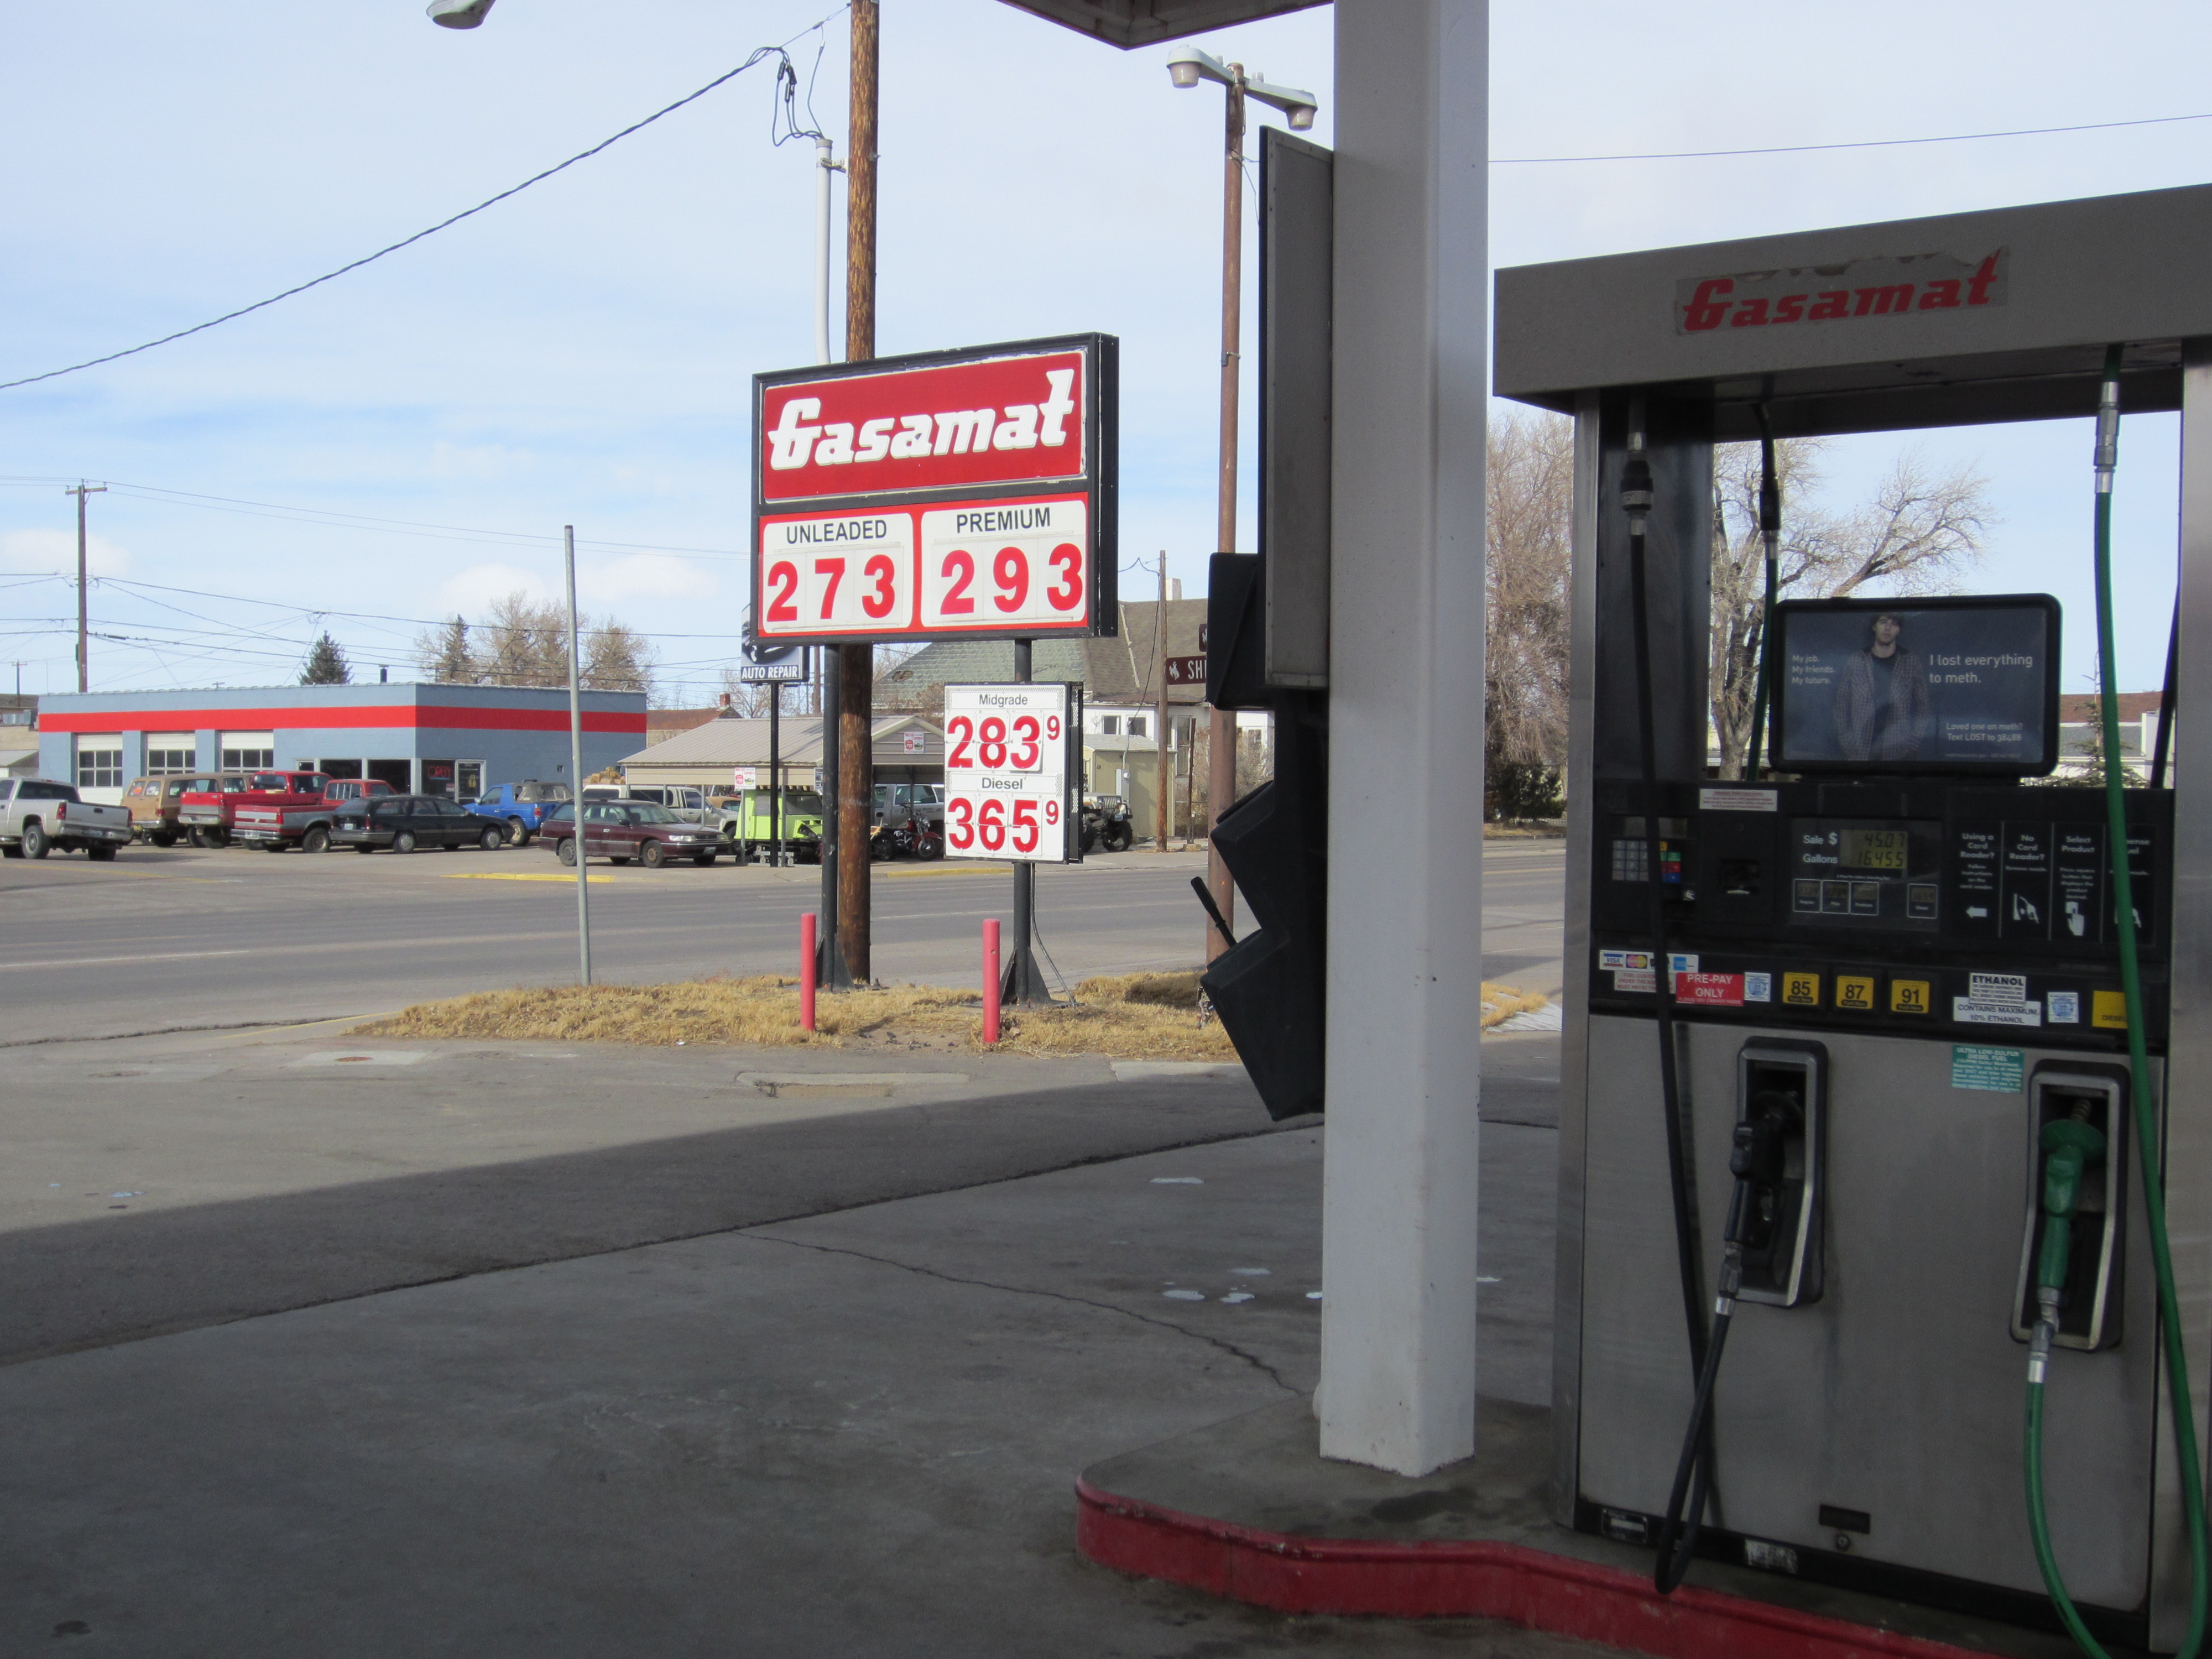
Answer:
2023, 343, 2210, 1658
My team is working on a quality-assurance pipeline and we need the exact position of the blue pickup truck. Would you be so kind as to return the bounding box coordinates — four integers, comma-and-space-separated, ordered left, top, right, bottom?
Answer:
462, 781, 575, 846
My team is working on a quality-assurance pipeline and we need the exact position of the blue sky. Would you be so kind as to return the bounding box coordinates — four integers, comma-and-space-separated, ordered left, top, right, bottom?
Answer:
1, 1, 2206, 701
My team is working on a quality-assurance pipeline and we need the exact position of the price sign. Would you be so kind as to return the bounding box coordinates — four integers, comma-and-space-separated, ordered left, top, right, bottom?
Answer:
941, 682, 1083, 864
752, 335, 1117, 646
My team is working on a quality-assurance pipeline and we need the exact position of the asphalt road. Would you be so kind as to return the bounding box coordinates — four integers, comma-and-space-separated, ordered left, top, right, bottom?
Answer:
0, 838, 1567, 1044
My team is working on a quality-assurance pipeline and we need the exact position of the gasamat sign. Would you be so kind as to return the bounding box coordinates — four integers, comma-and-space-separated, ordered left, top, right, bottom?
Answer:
753, 335, 1118, 645
941, 682, 1083, 865
1676, 249, 2007, 336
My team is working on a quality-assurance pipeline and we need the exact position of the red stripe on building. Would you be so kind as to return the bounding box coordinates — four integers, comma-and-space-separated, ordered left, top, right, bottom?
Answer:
37, 706, 647, 736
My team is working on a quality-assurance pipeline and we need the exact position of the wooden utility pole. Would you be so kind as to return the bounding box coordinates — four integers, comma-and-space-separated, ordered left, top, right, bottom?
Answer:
66, 482, 106, 693
1153, 555, 1170, 851
1203, 72, 1246, 959
836, 0, 880, 983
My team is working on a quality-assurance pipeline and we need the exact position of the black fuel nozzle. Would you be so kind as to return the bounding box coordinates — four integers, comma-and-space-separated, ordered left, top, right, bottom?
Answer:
1621, 451, 1654, 530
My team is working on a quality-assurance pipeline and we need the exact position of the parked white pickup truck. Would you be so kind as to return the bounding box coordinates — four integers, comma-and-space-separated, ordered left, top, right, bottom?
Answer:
0, 778, 133, 860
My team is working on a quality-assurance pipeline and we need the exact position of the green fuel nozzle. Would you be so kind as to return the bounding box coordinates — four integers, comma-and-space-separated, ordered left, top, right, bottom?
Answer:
2037, 1116, 2106, 1297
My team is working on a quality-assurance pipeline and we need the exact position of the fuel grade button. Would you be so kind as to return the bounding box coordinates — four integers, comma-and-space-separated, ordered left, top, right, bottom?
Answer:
1780, 970, 1822, 1009
1835, 974, 1877, 1013
1890, 978, 1932, 1015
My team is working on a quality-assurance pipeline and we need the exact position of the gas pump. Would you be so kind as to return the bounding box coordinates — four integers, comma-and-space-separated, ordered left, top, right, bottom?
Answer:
1495, 184, 2212, 1653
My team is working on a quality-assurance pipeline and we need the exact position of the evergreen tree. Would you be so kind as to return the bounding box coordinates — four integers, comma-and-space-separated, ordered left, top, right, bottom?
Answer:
300, 632, 352, 685
415, 615, 476, 683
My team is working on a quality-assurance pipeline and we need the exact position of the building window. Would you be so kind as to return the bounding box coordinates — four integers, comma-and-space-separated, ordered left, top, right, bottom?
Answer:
75, 740, 123, 791
144, 732, 195, 775
220, 731, 275, 771
1100, 715, 1119, 736
1128, 717, 1146, 738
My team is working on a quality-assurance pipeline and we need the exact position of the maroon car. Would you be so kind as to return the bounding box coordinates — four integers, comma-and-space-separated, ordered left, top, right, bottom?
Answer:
540, 801, 722, 868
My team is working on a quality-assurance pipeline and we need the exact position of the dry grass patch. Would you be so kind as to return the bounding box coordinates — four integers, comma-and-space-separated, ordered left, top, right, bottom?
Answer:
353, 968, 1548, 1058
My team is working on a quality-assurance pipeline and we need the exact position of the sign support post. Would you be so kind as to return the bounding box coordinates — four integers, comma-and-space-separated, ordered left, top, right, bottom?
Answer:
1004, 639, 1052, 1005
836, 0, 880, 987
768, 681, 781, 866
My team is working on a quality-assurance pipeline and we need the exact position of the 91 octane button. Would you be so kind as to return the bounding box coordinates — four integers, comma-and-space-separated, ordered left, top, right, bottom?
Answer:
1890, 979, 1932, 1014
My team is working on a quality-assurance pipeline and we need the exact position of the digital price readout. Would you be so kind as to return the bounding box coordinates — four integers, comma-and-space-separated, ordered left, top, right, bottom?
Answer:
1788, 817, 1944, 929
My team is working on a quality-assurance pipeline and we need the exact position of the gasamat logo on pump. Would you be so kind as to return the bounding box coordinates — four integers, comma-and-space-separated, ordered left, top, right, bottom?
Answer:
1675, 249, 2008, 336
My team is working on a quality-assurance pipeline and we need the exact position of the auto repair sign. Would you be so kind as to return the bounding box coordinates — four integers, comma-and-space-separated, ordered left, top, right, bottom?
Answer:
753, 334, 1118, 645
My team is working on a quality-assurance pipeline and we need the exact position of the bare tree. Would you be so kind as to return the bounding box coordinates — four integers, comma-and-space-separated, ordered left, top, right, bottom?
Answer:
1485, 409, 1574, 808
1712, 444, 1994, 778
417, 592, 658, 700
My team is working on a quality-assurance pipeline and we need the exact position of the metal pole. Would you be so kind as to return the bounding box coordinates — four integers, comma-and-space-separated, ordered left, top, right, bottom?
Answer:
1154, 554, 1170, 851
565, 526, 592, 986
1204, 73, 1246, 962
820, 648, 842, 983
770, 680, 783, 865
836, 0, 880, 987
1005, 637, 1047, 1005
815, 136, 836, 367
66, 482, 105, 694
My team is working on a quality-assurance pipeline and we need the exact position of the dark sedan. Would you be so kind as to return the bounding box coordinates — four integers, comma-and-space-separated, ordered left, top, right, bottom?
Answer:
331, 794, 507, 854
540, 801, 721, 868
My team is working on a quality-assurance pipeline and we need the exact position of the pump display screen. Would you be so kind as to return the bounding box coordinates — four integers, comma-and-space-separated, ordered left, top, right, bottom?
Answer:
1770, 594, 2061, 776
1838, 827, 1909, 872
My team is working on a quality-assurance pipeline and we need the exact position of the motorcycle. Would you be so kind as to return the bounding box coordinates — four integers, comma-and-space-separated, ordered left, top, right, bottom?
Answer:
1079, 794, 1134, 854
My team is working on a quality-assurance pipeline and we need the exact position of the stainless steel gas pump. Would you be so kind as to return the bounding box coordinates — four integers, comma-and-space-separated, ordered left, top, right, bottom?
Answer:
1495, 183, 2212, 1653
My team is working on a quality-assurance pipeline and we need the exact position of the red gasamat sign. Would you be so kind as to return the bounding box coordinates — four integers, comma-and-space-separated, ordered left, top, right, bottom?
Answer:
761, 348, 1086, 504
752, 333, 1116, 646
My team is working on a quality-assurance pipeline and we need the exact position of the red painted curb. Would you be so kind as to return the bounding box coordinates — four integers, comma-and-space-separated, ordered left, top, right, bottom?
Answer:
1075, 1479, 1989, 1659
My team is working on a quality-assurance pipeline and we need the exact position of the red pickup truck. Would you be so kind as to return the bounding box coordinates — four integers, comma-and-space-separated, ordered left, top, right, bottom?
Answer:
232, 775, 393, 853
178, 770, 335, 849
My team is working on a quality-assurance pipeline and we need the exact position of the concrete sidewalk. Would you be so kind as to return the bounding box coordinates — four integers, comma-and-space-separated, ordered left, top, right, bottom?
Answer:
0, 1024, 1590, 1656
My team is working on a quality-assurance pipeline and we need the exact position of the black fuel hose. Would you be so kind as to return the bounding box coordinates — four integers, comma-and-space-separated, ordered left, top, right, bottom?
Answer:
1621, 432, 1717, 1592
1743, 406, 1783, 780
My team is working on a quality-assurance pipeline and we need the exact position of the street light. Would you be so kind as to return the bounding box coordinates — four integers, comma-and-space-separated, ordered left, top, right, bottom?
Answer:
426, 0, 495, 27
1168, 43, 1317, 960
1164, 45, 1317, 129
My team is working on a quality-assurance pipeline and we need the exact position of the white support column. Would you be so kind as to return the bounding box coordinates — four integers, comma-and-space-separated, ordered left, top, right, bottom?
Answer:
1318, 0, 1489, 1475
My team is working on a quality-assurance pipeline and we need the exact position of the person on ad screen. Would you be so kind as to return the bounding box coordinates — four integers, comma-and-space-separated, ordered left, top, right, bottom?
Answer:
1834, 611, 1933, 761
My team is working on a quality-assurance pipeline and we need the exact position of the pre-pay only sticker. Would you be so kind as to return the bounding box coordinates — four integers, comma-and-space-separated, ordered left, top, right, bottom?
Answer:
1677, 972, 1746, 1007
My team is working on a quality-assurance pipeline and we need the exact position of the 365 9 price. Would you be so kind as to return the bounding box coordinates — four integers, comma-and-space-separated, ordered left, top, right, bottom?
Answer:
946, 796, 1060, 853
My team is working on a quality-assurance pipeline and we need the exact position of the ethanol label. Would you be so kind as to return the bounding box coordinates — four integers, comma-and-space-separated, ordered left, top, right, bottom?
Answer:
1969, 972, 2028, 1004
1954, 997, 2042, 1027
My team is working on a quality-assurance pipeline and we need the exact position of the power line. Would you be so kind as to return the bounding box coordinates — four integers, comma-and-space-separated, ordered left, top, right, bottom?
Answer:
1493, 108, 2212, 165
0, 8, 847, 394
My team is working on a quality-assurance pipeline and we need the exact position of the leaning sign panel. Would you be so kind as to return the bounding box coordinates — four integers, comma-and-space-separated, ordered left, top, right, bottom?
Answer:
753, 335, 1118, 645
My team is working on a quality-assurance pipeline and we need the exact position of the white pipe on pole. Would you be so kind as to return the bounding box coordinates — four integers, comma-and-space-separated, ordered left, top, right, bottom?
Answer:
815, 136, 836, 366
566, 525, 592, 985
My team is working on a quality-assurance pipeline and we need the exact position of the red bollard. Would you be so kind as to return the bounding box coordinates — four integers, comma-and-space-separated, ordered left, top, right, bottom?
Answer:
982, 917, 1001, 1046
800, 912, 818, 1033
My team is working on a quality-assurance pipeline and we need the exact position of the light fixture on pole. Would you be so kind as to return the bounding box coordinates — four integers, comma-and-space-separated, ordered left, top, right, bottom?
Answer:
1167, 43, 1317, 961
1164, 45, 1317, 129
426, 0, 495, 27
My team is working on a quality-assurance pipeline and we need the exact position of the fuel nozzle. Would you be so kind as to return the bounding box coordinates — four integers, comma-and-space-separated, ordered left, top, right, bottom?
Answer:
2037, 1109, 2107, 1299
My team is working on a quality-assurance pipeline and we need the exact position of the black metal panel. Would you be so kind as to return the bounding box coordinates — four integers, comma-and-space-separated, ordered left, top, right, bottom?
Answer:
995, 0, 1326, 48
1260, 127, 1333, 689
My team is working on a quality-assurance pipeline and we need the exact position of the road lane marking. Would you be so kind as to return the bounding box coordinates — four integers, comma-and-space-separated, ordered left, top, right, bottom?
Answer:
0, 948, 255, 972
445, 873, 617, 884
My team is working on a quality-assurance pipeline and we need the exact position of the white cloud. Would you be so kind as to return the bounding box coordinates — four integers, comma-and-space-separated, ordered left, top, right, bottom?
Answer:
581, 552, 717, 607
429, 441, 536, 479
432, 561, 555, 617
0, 527, 132, 577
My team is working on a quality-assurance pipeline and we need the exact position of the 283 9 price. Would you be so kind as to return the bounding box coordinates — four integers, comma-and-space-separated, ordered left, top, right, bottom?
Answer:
946, 712, 1061, 771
